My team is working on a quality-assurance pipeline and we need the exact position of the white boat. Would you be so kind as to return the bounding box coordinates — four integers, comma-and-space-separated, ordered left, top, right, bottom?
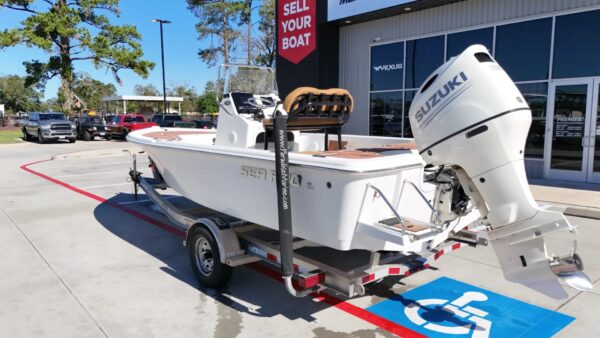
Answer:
128, 45, 591, 298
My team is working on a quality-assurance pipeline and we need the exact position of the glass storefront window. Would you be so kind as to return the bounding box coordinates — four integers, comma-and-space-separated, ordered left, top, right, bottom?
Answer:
446, 27, 493, 60
495, 18, 552, 82
405, 35, 444, 89
403, 90, 417, 138
553, 10, 600, 79
550, 84, 587, 171
359, 9, 600, 184
370, 42, 404, 91
369, 91, 403, 137
517, 83, 548, 159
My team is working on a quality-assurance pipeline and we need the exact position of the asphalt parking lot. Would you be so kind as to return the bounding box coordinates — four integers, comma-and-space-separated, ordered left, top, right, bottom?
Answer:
1, 139, 599, 338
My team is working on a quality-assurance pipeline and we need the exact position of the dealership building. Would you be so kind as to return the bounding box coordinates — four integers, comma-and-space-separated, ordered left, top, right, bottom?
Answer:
276, 0, 600, 183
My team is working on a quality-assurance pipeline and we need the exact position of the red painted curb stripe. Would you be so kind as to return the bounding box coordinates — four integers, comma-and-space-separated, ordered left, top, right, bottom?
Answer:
21, 159, 423, 338
20, 160, 105, 203
20, 160, 185, 237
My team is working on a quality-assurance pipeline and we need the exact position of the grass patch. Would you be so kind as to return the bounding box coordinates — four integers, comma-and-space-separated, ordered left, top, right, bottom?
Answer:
0, 129, 24, 144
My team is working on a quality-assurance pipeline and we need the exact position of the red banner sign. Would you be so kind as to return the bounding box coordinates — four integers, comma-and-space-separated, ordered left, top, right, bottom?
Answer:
278, 0, 316, 64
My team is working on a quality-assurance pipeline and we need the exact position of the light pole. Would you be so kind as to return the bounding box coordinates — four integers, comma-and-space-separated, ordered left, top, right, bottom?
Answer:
152, 19, 171, 114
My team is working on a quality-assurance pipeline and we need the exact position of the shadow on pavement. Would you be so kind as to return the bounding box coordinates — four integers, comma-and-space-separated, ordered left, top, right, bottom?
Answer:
93, 192, 335, 322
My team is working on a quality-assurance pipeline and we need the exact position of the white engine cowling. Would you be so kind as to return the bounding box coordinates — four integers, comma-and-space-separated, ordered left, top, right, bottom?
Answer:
409, 44, 535, 226
409, 45, 591, 298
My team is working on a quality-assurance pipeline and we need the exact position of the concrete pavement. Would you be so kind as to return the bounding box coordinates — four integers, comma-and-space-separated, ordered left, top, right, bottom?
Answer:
530, 179, 600, 219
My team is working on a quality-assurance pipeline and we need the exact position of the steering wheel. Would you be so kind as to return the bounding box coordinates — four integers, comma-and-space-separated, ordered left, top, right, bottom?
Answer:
246, 97, 276, 109
237, 97, 261, 115
241, 97, 277, 119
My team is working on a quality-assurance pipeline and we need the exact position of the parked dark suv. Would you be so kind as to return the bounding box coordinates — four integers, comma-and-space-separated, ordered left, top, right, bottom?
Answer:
22, 112, 76, 143
72, 115, 108, 141
150, 114, 195, 128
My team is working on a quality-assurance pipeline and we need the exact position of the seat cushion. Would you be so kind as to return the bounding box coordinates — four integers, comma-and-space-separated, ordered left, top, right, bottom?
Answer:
283, 87, 354, 113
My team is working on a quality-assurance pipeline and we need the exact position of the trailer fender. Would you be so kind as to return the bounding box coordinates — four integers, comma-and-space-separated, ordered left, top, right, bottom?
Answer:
186, 217, 244, 265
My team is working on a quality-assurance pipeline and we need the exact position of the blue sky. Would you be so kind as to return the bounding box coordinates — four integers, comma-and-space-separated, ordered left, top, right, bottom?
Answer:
0, 0, 250, 100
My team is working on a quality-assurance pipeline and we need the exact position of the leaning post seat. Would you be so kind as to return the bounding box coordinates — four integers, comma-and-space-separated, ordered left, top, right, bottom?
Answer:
263, 87, 354, 150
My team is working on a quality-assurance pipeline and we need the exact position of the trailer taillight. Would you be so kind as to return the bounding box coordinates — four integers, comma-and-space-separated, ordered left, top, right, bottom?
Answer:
299, 272, 325, 289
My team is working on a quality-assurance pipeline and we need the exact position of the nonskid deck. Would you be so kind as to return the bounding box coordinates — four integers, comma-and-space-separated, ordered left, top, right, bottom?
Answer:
137, 127, 418, 161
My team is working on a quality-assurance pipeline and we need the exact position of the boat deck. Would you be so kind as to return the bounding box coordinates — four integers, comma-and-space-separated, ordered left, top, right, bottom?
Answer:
139, 129, 417, 160
302, 143, 417, 159
143, 130, 214, 141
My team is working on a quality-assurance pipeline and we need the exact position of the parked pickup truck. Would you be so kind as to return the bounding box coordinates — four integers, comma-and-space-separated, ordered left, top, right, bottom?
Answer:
107, 114, 157, 139
71, 115, 108, 141
22, 112, 76, 144
150, 114, 196, 128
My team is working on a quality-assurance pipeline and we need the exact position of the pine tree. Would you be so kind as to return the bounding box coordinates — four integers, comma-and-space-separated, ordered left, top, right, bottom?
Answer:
0, 0, 154, 114
187, 0, 245, 65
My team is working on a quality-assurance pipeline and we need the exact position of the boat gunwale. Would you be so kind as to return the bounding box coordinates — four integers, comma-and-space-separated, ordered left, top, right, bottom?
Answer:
129, 135, 424, 175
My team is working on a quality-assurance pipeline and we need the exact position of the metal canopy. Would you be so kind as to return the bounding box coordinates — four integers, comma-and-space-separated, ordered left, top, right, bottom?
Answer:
102, 95, 183, 103
102, 95, 184, 115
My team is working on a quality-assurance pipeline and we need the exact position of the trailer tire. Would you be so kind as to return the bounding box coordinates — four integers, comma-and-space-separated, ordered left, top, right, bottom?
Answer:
188, 226, 232, 289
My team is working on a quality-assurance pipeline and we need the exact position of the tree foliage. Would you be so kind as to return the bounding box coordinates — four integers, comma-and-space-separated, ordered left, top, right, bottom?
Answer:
197, 81, 219, 114
0, 0, 154, 114
0, 75, 42, 112
254, 0, 275, 67
187, 0, 245, 65
240, 0, 252, 65
169, 84, 198, 114
187, 0, 275, 68
40, 97, 62, 112
72, 72, 116, 112
134, 84, 160, 96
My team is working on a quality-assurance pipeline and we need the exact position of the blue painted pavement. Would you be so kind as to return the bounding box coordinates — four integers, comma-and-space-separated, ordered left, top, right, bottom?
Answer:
367, 277, 574, 337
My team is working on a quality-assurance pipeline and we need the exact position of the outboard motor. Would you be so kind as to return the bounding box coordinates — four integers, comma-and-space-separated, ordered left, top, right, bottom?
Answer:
409, 45, 592, 298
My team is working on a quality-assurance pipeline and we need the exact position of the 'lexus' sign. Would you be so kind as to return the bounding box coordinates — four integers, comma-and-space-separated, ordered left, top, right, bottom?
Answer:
278, 0, 316, 64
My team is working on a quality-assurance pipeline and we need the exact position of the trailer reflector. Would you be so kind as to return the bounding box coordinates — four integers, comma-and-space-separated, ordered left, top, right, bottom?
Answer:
299, 273, 325, 289
362, 274, 376, 284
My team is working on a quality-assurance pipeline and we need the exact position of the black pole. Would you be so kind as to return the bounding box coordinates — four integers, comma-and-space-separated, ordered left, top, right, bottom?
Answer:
273, 113, 294, 278
159, 22, 167, 114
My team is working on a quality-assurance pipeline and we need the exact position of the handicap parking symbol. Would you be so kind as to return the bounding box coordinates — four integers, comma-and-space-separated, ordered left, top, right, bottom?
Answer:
367, 277, 574, 337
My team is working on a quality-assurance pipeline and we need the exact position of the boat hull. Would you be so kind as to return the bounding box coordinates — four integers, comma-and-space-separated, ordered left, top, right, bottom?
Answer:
138, 142, 436, 251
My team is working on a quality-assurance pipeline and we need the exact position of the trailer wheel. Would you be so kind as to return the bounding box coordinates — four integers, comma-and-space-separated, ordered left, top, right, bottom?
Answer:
188, 226, 232, 288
